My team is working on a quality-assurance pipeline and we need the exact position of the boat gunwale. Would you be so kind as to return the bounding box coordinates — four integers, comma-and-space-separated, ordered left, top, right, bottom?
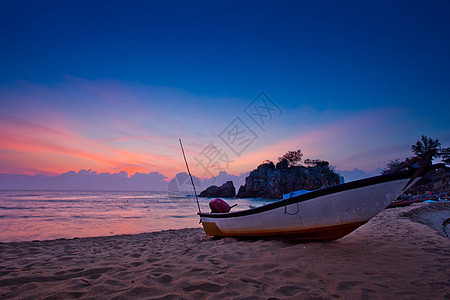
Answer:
198, 166, 430, 219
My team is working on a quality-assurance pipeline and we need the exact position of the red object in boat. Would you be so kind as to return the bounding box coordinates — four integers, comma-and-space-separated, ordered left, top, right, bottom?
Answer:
209, 198, 231, 213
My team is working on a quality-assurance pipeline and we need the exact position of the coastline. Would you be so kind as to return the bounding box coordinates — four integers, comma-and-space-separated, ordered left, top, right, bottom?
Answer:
1, 204, 449, 299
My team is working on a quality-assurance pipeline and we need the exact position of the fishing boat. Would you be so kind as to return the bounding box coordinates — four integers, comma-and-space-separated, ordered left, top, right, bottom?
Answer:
198, 155, 440, 241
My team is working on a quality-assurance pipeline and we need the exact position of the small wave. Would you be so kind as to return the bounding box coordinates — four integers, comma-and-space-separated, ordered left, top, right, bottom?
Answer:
20, 215, 53, 219
72, 215, 89, 219
12, 193, 41, 197
0, 206, 31, 210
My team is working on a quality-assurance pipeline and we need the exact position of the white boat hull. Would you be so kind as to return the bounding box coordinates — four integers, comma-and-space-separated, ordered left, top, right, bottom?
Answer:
199, 175, 420, 240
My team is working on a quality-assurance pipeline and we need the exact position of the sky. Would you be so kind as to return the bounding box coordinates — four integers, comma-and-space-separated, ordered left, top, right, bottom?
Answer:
0, 0, 449, 185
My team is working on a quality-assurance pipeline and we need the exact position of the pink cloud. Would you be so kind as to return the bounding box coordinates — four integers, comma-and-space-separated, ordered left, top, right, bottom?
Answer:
0, 111, 185, 177
1, 78, 446, 181
0, 79, 210, 178
217, 107, 420, 174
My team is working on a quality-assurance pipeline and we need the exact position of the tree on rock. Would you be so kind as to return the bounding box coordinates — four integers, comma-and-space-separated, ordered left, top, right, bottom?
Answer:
304, 159, 329, 168
278, 149, 303, 167
276, 158, 289, 169
411, 135, 441, 158
441, 147, 450, 166
260, 160, 275, 169
382, 158, 402, 174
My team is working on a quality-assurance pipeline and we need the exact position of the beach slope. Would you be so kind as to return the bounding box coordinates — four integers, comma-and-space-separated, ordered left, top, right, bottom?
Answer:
1, 204, 449, 299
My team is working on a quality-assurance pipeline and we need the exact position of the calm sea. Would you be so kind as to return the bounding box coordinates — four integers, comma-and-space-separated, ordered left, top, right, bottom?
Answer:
0, 190, 275, 242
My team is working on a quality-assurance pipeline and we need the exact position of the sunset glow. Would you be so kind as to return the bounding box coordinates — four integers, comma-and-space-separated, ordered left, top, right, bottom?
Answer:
1, 1, 449, 185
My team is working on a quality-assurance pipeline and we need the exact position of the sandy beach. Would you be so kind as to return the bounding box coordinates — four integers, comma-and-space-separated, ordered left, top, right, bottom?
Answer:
1, 203, 449, 299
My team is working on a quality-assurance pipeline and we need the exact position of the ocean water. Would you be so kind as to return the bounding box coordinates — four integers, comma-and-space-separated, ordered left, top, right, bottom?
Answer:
0, 190, 276, 242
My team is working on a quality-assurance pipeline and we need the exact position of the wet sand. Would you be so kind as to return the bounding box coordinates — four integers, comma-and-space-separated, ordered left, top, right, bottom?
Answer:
1, 204, 449, 299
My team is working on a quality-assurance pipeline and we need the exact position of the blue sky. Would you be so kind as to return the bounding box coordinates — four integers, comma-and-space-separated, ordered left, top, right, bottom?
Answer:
0, 0, 449, 181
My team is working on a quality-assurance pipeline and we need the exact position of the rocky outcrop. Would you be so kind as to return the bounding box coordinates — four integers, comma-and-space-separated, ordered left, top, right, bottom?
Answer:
405, 166, 450, 195
199, 181, 236, 198
236, 161, 340, 199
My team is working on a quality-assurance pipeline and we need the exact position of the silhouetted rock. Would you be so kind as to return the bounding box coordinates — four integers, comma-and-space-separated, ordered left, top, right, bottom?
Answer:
199, 181, 236, 198
199, 185, 219, 197
405, 166, 450, 195
236, 162, 340, 199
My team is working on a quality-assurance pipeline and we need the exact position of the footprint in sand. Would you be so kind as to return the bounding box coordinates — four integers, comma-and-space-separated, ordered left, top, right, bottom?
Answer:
240, 277, 261, 286
130, 261, 143, 267
337, 280, 363, 291
156, 274, 173, 285
276, 285, 309, 296
129, 252, 141, 258
54, 271, 65, 275
68, 268, 84, 272
183, 282, 224, 293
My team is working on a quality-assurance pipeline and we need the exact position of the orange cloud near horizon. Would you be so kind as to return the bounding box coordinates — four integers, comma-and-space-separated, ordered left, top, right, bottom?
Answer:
0, 112, 187, 178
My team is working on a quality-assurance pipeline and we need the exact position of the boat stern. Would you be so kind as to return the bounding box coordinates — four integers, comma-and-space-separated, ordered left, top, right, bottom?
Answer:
201, 221, 225, 236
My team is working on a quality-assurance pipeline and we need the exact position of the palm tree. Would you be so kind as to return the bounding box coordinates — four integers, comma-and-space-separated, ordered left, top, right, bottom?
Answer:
411, 135, 441, 158
278, 149, 303, 167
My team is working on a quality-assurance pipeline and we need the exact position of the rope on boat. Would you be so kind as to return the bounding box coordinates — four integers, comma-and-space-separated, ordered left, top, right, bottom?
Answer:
284, 197, 300, 215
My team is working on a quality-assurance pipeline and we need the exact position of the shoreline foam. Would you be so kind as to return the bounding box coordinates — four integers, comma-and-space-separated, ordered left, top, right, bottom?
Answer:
1, 205, 449, 299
